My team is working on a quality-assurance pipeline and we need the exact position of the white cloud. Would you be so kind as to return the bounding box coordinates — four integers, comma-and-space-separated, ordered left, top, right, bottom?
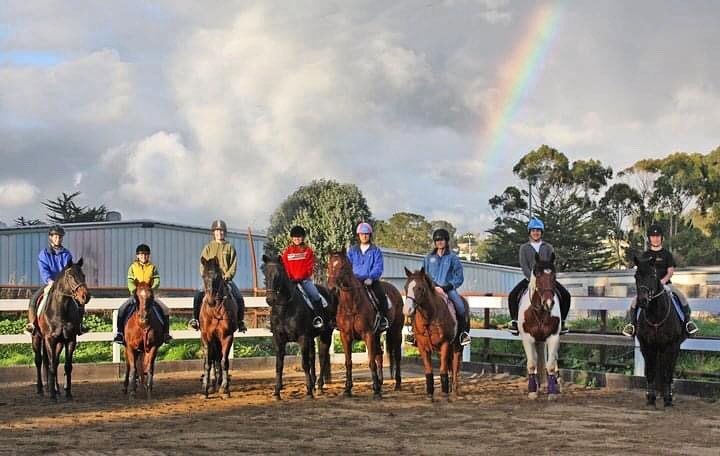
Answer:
0, 179, 39, 208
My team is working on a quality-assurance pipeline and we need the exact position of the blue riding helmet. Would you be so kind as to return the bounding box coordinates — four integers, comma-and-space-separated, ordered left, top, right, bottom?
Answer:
527, 218, 544, 232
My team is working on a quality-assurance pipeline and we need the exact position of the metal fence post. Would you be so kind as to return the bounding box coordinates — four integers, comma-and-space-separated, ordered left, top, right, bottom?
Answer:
112, 309, 120, 363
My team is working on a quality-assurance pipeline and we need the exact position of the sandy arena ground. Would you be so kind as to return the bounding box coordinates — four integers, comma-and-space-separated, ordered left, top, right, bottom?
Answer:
0, 365, 718, 456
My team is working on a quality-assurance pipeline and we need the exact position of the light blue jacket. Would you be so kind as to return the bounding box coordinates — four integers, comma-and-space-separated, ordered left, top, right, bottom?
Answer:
422, 249, 464, 290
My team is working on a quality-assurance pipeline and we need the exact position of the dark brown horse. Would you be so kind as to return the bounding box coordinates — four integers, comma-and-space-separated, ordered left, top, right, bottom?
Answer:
32, 259, 90, 401
200, 257, 238, 398
403, 267, 468, 401
123, 281, 163, 399
327, 250, 404, 399
262, 254, 333, 400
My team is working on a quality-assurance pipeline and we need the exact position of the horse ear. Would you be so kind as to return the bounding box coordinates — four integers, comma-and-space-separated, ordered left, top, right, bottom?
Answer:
404, 267, 412, 278
633, 255, 639, 267
77, 257, 83, 268
550, 252, 555, 264
262, 254, 269, 263
420, 266, 425, 274
341, 246, 347, 255
201, 257, 208, 266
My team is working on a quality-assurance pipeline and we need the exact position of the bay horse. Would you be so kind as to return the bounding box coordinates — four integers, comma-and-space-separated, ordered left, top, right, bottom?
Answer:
122, 281, 163, 399
31, 259, 90, 401
403, 267, 468, 401
327, 250, 404, 399
262, 254, 333, 400
199, 257, 238, 398
518, 252, 561, 400
633, 255, 686, 408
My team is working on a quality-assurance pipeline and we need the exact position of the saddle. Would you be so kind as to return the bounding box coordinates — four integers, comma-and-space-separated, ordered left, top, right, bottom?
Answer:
295, 284, 328, 310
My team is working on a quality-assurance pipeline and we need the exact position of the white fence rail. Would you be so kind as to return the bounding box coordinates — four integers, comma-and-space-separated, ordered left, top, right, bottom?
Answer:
1, 296, 719, 376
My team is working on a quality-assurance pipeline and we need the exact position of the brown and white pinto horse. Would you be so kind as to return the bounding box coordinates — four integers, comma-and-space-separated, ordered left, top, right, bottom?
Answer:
122, 281, 163, 399
518, 252, 561, 400
327, 250, 404, 399
403, 267, 468, 401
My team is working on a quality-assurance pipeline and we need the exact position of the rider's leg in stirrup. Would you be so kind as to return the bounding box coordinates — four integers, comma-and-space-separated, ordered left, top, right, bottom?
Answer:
188, 290, 202, 330
371, 280, 389, 332
622, 299, 638, 337
25, 287, 44, 335
449, 290, 471, 346
680, 301, 699, 335
556, 282, 571, 334
113, 297, 133, 344
301, 279, 325, 329
227, 281, 247, 332
508, 279, 527, 335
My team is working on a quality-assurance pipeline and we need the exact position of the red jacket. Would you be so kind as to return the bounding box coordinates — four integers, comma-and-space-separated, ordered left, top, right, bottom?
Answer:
281, 244, 315, 281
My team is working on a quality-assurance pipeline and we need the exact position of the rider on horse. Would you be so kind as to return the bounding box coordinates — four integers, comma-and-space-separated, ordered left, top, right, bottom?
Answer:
25, 225, 88, 335
347, 222, 389, 332
280, 225, 329, 329
623, 224, 699, 337
507, 218, 571, 335
188, 220, 247, 332
113, 243, 172, 345
422, 228, 471, 346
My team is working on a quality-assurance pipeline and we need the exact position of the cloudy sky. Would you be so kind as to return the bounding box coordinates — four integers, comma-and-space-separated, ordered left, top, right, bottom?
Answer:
1, 1, 719, 233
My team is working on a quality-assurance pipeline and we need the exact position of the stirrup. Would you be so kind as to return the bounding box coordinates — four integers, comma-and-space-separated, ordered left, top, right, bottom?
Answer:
188, 319, 200, 330
508, 320, 519, 336
459, 331, 471, 346
686, 321, 699, 335
237, 321, 248, 333
560, 322, 569, 335
113, 333, 124, 344
164, 333, 173, 343
78, 324, 89, 335
312, 316, 324, 329
374, 315, 389, 333
24, 323, 35, 336
622, 323, 635, 337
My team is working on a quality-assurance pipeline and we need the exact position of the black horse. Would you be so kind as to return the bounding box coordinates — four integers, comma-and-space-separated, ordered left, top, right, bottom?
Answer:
633, 255, 686, 408
32, 259, 90, 401
262, 254, 334, 400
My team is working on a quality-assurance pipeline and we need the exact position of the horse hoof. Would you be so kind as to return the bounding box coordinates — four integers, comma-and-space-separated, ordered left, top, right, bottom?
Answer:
343, 390, 352, 398
394, 383, 401, 391
305, 394, 314, 401
664, 401, 673, 408
528, 392, 538, 400
373, 393, 382, 401
548, 393, 559, 401
426, 395, 434, 402
65, 394, 73, 402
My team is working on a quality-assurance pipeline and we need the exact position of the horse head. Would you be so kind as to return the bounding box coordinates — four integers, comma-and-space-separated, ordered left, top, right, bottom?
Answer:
200, 257, 225, 308
532, 252, 556, 311
403, 267, 436, 318
633, 255, 661, 310
134, 280, 154, 326
262, 254, 292, 306
327, 249, 353, 290
58, 258, 90, 305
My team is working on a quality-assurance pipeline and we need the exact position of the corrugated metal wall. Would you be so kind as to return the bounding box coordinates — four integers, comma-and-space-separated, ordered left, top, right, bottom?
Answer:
0, 221, 522, 294
0, 221, 265, 290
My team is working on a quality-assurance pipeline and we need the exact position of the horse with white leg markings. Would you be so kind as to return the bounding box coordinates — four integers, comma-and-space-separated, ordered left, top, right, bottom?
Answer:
518, 252, 562, 400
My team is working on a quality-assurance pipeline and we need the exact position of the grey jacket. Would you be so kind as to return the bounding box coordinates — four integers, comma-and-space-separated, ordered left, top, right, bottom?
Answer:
519, 241, 555, 280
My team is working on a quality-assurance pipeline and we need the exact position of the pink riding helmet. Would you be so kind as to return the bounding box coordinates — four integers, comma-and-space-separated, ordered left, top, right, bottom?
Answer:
356, 222, 373, 234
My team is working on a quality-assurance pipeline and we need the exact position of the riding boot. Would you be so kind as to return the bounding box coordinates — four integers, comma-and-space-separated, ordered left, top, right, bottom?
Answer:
622, 305, 638, 337
163, 315, 173, 343
682, 304, 699, 335
188, 291, 202, 330
405, 315, 416, 346
458, 316, 471, 346
233, 292, 247, 333
375, 299, 389, 333
311, 299, 324, 329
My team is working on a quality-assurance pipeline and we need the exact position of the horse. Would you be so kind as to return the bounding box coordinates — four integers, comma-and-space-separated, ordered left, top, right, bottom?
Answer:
518, 252, 561, 400
633, 255, 686, 408
402, 267, 468, 401
31, 259, 90, 402
327, 249, 404, 399
122, 281, 163, 399
262, 254, 334, 400
199, 257, 238, 398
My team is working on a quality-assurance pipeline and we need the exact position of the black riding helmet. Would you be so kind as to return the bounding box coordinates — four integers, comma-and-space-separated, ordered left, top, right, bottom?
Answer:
136, 243, 151, 254
647, 224, 664, 237
290, 225, 307, 238
432, 228, 450, 242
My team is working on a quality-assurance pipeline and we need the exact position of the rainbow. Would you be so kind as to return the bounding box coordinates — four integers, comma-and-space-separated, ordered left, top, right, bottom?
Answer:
479, 2, 564, 171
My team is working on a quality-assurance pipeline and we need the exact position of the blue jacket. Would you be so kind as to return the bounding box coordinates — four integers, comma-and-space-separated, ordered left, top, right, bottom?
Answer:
38, 246, 74, 284
347, 244, 384, 281
423, 249, 464, 290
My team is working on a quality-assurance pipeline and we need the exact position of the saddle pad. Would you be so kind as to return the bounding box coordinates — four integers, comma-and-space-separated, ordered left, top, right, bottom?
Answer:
295, 284, 316, 310
635, 293, 685, 322
434, 287, 457, 323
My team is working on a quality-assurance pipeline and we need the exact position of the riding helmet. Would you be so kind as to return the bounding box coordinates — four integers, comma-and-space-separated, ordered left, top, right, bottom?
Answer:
527, 217, 545, 233
136, 243, 151, 254
356, 222, 373, 235
48, 225, 65, 236
211, 219, 227, 232
432, 228, 450, 242
647, 223, 664, 237
290, 225, 307, 237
